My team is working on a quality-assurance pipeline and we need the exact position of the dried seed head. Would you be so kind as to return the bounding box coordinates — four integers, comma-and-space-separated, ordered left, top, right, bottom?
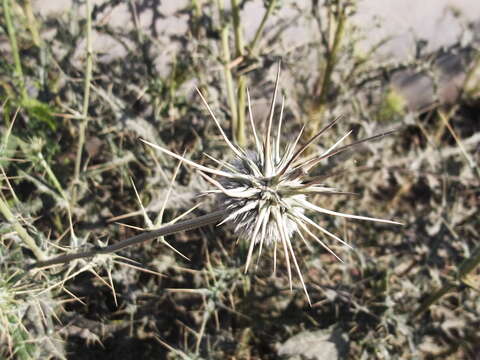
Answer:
217, 153, 307, 246
141, 64, 401, 305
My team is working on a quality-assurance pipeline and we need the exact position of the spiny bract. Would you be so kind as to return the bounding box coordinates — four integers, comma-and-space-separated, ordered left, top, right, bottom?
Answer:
141, 65, 401, 305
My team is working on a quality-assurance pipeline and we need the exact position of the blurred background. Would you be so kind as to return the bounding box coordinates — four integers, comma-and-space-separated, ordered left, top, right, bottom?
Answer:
1, 0, 479, 359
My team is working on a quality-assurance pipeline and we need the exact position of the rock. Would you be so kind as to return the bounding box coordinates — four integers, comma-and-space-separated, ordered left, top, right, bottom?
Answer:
277, 327, 349, 360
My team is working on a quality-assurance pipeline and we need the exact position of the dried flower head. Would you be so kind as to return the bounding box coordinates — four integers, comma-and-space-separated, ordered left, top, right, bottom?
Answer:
141, 65, 401, 304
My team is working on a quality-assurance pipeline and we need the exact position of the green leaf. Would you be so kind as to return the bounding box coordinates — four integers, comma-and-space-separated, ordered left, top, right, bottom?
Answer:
20, 96, 57, 130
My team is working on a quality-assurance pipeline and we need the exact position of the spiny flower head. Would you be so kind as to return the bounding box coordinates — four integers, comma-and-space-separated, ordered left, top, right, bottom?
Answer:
141, 65, 401, 305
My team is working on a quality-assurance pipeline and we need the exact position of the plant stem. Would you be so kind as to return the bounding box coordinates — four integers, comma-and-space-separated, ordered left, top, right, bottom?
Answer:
37, 151, 69, 200
231, 0, 244, 58
461, 50, 480, 98
236, 74, 246, 146
190, 0, 203, 38
72, 0, 93, 205
230, 0, 246, 146
21, 0, 42, 47
0, 195, 46, 261
249, 0, 277, 55
308, 0, 347, 138
3, 0, 26, 99
28, 210, 226, 270
192, 0, 202, 17
217, 0, 238, 142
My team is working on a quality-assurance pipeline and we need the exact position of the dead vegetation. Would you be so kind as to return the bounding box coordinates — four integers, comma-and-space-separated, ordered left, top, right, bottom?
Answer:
0, 1, 479, 359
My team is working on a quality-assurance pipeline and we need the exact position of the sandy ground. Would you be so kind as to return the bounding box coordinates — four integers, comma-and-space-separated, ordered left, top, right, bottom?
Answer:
29, 0, 480, 112
32, 0, 480, 58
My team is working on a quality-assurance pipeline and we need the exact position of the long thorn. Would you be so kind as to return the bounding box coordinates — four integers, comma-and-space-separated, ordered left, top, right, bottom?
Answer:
195, 87, 245, 160
264, 62, 281, 176
246, 87, 262, 156
279, 115, 344, 175
300, 129, 398, 172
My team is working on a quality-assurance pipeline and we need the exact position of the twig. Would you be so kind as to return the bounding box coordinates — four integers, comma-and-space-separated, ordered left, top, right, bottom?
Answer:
249, 0, 277, 55
308, 0, 349, 138
230, 0, 246, 146
231, 0, 244, 58
72, 0, 93, 205
0, 195, 46, 261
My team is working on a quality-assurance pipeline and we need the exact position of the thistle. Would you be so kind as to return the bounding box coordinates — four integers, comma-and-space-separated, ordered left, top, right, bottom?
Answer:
140, 65, 401, 305
28, 65, 400, 306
